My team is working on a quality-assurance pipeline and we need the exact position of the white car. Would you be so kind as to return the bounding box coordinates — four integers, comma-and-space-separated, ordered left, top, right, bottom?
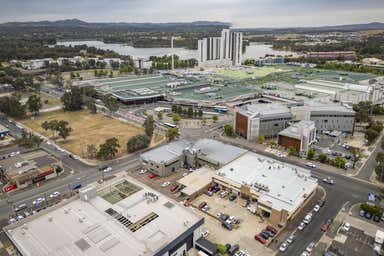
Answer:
16, 215, 24, 221
323, 177, 335, 185
49, 191, 61, 198
342, 222, 351, 231
298, 222, 306, 230
32, 197, 45, 205
201, 230, 210, 238
279, 242, 289, 252
182, 172, 188, 177
306, 242, 315, 253
305, 162, 316, 168
9, 151, 20, 157
139, 169, 147, 174
8, 218, 17, 224
161, 181, 171, 187
202, 205, 210, 212
313, 204, 320, 212
300, 251, 310, 256
103, 166, 112, 173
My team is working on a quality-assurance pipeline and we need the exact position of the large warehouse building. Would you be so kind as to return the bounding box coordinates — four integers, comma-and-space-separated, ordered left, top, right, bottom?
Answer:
234, 103, 292, 140
291, 102, 355, 134
5, 177, 204, 256
213, 152, 318, 226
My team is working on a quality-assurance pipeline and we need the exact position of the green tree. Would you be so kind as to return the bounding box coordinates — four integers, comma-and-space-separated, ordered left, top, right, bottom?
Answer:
217, 244, 227, 254
41, 120, 59, 139
166, 127, 179, 142
97, 137, 120, 160
318, 153, 328, 163
257, 135, 265, 144
157, 111, 163, 120
56, 120, 72, 141
307, 149, 315, 160
61, 87, 84, 111
171, 105, 177, 113
187, 107, 193, 118
223, 124, 234, 137
15, 131, 43, 148
365, 128, 379, 144
376, 162, 384, 182
26, 95, 42, 116
177, 105, 183, 114
198, 109, 203, 118
212, 115, 218, 122
0, 95, 26, 118
86, 144, 98, 159
351, 148, 362, 168
332, 156, 346, 169
143, 115, 155, 138
127, 134, 151, 153
376, 152, 384, 163
172, 113, 181, 124
102, 95, 119, 113
201, 118, 207, 125
288, 146, 297, 156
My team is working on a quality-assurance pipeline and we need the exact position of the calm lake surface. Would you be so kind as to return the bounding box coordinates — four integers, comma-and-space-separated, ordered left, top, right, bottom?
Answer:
56, 40, 295, 60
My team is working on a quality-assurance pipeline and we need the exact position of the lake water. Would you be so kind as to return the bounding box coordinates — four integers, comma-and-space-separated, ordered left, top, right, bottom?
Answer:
56, 40, 295, 60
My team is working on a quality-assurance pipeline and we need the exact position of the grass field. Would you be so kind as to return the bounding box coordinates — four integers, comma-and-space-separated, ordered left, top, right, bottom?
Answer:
216, 66, 289, 79
21, 110, 146, 159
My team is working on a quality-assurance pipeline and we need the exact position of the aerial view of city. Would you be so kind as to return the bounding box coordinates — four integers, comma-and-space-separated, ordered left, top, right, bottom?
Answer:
0, 0, 384, 255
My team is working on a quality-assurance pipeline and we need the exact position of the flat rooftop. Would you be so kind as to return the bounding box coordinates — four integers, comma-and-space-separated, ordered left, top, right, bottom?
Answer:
5, 177, 203, 256
178, 167, 215, 196
140, 140, 191, 164
302, 101, 355, 114
191, 139, 248, 166
215, 152, 317, 213
279, 120, 315, 139
237, 103, 292, 119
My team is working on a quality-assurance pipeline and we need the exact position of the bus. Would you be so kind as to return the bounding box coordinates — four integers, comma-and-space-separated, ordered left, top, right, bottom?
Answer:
213, 106, 228, 113
163, 122, 177, 128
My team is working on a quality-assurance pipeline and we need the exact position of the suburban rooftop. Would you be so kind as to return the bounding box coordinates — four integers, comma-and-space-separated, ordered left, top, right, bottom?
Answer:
215, 151, 318, 213
5, 176, 203, 256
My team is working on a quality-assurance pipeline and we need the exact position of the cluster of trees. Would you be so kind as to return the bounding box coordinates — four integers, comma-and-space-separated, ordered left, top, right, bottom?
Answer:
375, 151, 384, 182
41, 119, 72, 141
223, 124, 234, 137
94, 70, 113, 78
61, 86, 97, 112
150, 55, 197, 69
0, 65, 41, 91
171, 105, 203, 119
127, 115, 154, 153
365, 121, 384, 145
16, 131, 43, 148
317, 62, 384, 76
0, 95, 26, 118
96, 137, 120, 160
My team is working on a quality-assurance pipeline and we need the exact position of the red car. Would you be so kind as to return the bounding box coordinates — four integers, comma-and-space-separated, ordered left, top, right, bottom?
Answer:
147, 173, 157, 179
254, 234, 267, 244
198, 202, 207, 209
170, 184, 179, 192
266, 225, 277, 234
208, 186, 214, 192
321, 219, 333, 232
183, 200, 190, 207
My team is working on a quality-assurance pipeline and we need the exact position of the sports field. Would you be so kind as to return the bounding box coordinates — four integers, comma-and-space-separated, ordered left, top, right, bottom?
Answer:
21, 110, 145, 159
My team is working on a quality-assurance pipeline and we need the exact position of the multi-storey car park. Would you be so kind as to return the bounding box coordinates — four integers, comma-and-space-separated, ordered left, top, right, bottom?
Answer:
4, 177, 204, 256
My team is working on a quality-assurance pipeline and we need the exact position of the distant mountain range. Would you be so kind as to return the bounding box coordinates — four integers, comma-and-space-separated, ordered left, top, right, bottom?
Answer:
0, 19, 231, 28
1, 19, 384, 32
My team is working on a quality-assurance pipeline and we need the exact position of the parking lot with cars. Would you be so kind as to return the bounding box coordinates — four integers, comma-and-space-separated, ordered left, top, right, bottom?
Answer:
191, 192, 274, 255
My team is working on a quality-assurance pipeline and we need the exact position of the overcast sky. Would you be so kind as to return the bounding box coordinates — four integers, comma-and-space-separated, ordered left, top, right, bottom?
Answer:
0, 0, 383, 27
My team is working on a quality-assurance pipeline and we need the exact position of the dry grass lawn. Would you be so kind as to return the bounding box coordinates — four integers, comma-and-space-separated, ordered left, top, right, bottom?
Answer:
21, 110, 148, 159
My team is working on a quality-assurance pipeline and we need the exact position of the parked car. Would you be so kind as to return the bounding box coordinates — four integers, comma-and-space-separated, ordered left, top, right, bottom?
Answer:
254, 234, 267, 244
374, 214, 381, 222
228, 244, 239, 255
303, 213, 313, 224
170, 184, 179, 192
313, 204, 321, 212
102, 166, 112, 172
342, 222, 351, 231
183, 199, 190, 207
318, 200, 326, 207
286, 234, 295, 244
365, 212, 373, 219
298, 222, 306, 230
359, 209, 365, 217
300, 251, 310, 256
229, 195, 237, 201
219, 213, 229, 221
14, 203, 27, 212
222, 221, 233, 230
49, 191, 61, 198
32, 197, 45, 206
279, 242, 289, 252
306, 242, 315, 253
202, 205, 210, 212
198, 202, 207, 209
266, 225, 277, 234
147, 173, 157, 179
139, 169, 147, 174
161, 181, 171, 187
225, 243, 231, 252
213, 186, 220, 193
321, 219, 333, 232
220, 191, 229, 198
201, 230, 209, 238
305, 162, 316, 168
260, 230, 270, 240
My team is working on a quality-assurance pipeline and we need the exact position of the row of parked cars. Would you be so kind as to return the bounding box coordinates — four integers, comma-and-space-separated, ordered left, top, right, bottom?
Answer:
9, 191, 62, 224
218, 212, 240, 231
359, 209, 384, 222
298, 199, 325, 231
254, 225, 278, 244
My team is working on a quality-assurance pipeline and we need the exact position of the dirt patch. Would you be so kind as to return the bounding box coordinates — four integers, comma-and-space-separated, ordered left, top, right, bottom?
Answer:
21, 110, 147, 159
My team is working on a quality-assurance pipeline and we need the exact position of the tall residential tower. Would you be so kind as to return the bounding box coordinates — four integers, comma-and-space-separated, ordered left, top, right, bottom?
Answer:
198, 29, 243, 67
